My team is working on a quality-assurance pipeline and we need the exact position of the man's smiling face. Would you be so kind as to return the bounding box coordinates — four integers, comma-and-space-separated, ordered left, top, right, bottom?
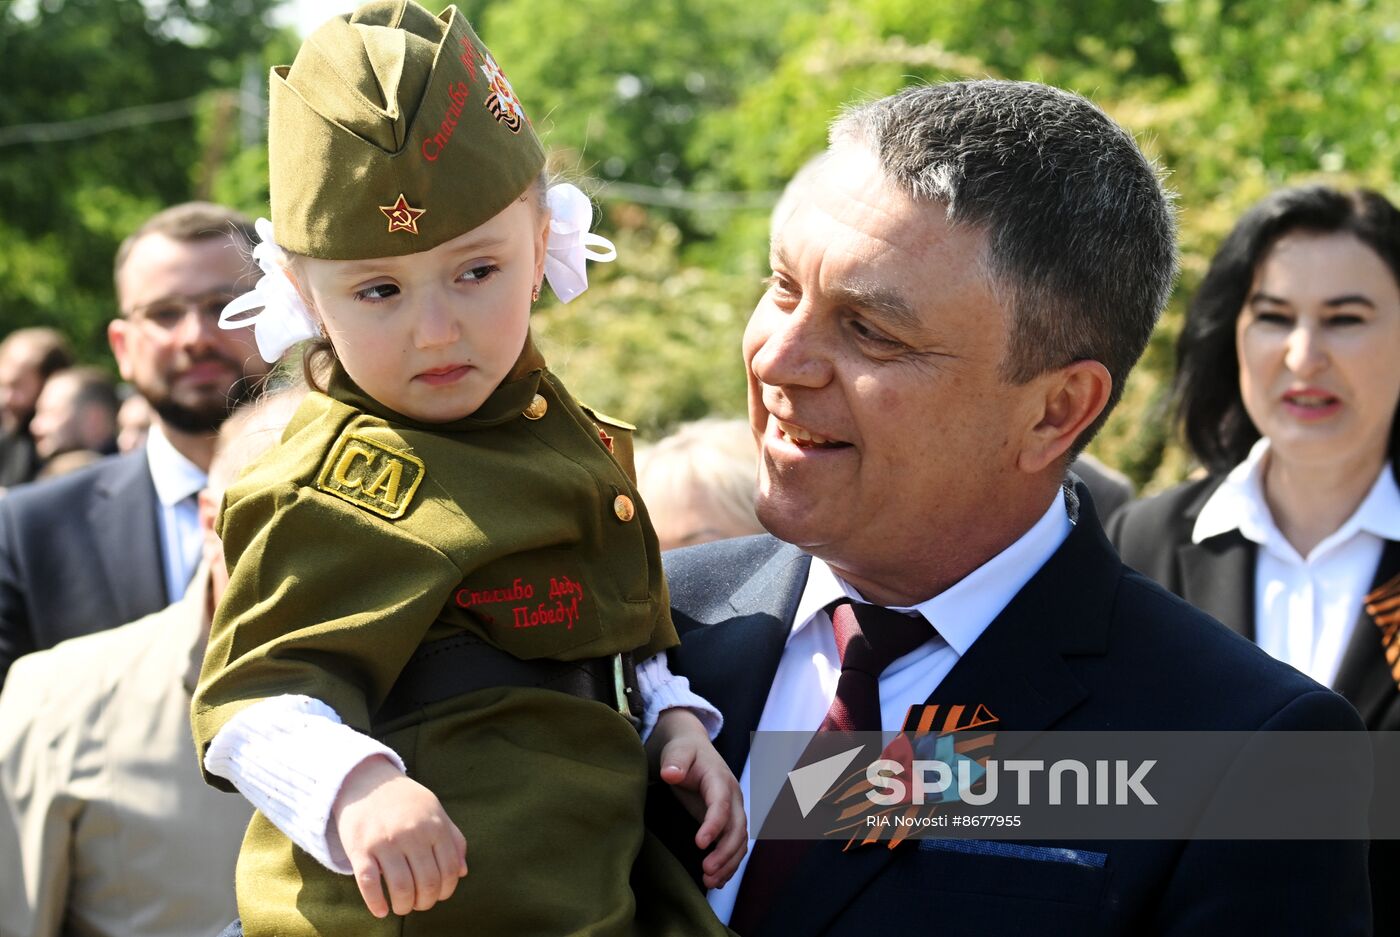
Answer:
744, 144, 1037, 602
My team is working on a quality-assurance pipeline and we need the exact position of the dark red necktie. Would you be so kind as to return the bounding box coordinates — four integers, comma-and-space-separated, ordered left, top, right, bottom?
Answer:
728, 600, 931, 933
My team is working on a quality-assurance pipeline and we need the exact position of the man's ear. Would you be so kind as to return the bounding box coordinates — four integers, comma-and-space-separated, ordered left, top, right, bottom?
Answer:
1016, 360, 1112, 474
80, 404, 110, 449
197, 488, 219, 538
107, 319, 134, 382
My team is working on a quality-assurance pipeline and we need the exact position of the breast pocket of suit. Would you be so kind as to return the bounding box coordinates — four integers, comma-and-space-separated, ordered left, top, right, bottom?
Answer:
883, 840, 1111, 933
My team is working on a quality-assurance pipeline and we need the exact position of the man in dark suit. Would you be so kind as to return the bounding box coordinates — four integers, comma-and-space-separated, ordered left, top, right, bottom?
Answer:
0, 203, 270, 686
648, 81, 1371, 935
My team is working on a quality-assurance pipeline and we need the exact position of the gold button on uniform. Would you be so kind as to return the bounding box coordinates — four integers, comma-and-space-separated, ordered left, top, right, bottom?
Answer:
613, 494, 635, 522
523, 394, 548, 420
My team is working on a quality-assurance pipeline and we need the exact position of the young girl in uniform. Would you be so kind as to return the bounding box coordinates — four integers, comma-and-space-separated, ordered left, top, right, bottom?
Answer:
191, 3, 743, 934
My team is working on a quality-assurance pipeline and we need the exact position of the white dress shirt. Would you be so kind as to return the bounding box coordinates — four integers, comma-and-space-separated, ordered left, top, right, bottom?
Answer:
1193, 438, 1400, 688
707, 491, 1073, 923
144, 424, 207, 604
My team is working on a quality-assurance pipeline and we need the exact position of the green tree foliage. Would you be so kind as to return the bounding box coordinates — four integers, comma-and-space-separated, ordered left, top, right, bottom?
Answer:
0, 0, 278, 359
478, 0, 813, 194
533, 219, 755, 435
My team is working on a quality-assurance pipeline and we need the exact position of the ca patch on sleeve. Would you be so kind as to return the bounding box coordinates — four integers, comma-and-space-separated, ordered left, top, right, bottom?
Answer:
316, 431, 426, 520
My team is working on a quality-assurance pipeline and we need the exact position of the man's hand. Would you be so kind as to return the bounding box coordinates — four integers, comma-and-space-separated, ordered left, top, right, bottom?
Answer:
648, 708, 748, 888
331, 755, 468, 918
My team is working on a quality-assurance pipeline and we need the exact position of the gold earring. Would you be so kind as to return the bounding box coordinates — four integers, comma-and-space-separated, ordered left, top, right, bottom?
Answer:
531, 283, 541, 302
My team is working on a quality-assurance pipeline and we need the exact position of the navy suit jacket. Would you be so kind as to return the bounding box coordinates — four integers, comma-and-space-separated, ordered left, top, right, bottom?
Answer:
0, 450, 167, 687
650, 485, 1371, 936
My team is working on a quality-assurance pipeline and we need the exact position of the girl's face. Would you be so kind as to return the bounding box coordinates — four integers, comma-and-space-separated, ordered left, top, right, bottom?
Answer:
1236, 230, 1400, 472
299, 195, 547, 423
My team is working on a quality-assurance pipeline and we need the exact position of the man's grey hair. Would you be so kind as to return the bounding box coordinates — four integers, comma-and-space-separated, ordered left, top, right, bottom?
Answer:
830, 79, 1178, 454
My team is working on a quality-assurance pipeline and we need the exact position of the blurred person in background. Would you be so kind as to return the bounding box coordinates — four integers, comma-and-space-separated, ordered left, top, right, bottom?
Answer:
0, 389, 304, 937
637, 418, 765, 551
29, 366, 119, 464
0, 202, 269, 688
35, 449, 105, 481
0, 328, 74, 489
1107, 184, 1400, 932
116, 390, 153, 454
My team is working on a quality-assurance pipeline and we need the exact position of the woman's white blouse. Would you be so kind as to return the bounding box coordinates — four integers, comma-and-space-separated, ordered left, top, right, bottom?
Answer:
1193, 438, 1400, 687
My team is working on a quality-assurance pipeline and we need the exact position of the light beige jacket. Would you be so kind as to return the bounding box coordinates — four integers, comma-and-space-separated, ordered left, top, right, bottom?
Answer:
0, 563, 250, 937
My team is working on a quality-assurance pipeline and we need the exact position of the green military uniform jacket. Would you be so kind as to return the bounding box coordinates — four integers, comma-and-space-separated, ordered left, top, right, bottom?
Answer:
192, 340, 727, 936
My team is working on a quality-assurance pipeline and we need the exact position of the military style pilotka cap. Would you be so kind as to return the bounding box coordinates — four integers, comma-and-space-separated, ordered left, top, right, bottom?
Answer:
269, 0, 546, 259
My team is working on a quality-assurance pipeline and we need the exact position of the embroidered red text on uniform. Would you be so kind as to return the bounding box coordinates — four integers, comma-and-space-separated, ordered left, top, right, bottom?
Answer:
459, 38, 480, 82
421, 81, 471, 162
513, 596, 582, 631
455, 578, 534, 608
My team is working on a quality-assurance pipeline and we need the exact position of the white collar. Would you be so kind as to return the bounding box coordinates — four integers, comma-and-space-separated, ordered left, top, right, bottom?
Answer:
145, 422, 208, 507
1193, 437, 1400, 555
791, 490, 1073, 657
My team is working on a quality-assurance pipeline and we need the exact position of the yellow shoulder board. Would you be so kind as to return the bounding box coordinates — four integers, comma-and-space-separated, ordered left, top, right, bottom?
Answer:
578, 403, 637, 432
578, 403, 639, 482
315, 431, 426, 520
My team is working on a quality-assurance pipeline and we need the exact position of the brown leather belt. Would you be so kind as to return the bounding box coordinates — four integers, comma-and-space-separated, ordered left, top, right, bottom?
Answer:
375, 631, 642, 731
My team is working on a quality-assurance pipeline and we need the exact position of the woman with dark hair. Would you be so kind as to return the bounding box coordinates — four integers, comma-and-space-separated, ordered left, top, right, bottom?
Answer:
1107, 183, 1400, 930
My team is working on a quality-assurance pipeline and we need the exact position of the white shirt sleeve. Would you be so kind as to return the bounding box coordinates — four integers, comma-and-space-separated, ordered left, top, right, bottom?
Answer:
637, 652, 723, 742
203, 695, 402, 875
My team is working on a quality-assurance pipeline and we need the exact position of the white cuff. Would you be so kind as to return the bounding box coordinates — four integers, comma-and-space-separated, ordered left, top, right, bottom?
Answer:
636, 653, 724, 742
203, 695, 404, 874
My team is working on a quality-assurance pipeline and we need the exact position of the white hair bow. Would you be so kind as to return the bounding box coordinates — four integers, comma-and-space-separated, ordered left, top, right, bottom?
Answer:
219, 218, 320, 364
543, 183, 616, 303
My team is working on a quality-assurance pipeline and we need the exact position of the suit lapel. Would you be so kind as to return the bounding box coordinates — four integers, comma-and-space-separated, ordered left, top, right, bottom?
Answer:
1173, 479, 1257, 640
1177, 534, 1256, 639
88, 450, 167, 623
767, 490, 1113, 937
1333, 540, 1400, 726
675, 541, 810, 777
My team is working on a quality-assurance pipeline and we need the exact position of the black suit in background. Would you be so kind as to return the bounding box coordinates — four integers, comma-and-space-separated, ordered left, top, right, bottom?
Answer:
0, 429, 38, 490
0, 449, 167, 686
1105, 475, 1400, 730
1069, 455, 1134, 521
650, 485, 1371, 937
1106, 475, 1400, 932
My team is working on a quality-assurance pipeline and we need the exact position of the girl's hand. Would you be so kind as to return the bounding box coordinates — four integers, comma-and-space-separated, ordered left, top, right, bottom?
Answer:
331, 755, 468, 918
648, 709, 749, 888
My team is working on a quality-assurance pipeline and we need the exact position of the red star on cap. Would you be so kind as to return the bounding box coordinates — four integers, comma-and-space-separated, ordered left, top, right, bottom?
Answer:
379, 194, 426, 235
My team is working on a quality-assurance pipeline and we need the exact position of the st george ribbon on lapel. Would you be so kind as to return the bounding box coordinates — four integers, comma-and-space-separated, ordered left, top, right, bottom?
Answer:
729, 600, 931, 933
1367, 570, 1400, 689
